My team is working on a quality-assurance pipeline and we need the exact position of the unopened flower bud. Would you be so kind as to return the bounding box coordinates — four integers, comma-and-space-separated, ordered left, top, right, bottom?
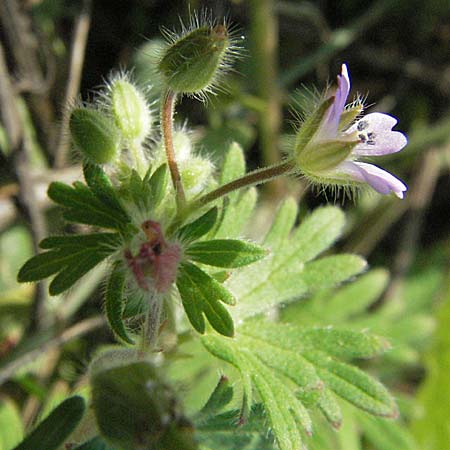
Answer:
110, 77, 152, 143
159, 23, 231, 95
90, 349, 197, 450
70, 107, 119, 164
181, 156, 214, 197
172, 130, 193, 162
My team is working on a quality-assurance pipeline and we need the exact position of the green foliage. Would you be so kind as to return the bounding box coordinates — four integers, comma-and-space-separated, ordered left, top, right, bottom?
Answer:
123, 164, 169, 212
7, 13, 438, 450
411, 277, 450, 449
196, 405, 274, 450
214, 143, 257, 239
202, 321, 396, 450
177, 207, 218, 243
105, 262, 134, 344
177, 262, 235, 337
186, 239, 267, 268
227, 203, 366, 321
17, 232, 121, 295
280, 266, 439, 369
12, 396, 85, 450
199, 376, 233, 416
47, 165, 132, 234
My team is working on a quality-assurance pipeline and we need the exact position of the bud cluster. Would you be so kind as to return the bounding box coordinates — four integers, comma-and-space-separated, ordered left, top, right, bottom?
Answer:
69, 74, 153, 171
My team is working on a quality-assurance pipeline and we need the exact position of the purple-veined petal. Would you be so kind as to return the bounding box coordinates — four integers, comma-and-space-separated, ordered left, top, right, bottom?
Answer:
318, 64, 351, 139
334, 160, 407, 198
348, 112, 408, 156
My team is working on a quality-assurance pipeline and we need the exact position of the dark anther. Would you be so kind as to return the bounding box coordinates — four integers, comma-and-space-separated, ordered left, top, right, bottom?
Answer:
357, 120, 368, 131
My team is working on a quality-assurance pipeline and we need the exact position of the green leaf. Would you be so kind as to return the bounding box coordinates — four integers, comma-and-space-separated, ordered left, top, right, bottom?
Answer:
39, 232, 121, 250
263, 197, 298, 249
148, 163, 169, 208
306, 349, 398, 417
47, 171, 131, 233
83, 164, 129, 222
214, 187, 257, 239
196, 405, 274, 450
202, 320, 397, 448
321, 269, 389, 322
202, 335, 311, 450
127, 169, 144, 207
177, 207, 218, 242
105, 262, 134, 344
412, 283, 450, 449
199, 375, 233, 415
176, 262, 235, 337
226, 206, 365, 321
13, 396, 85, 450
316, 388, 343, 429
186, 239, 267, 268
18, 233, 120, 295
220, 142, 246, 185
17, 250, 72, 282
48, 251, 108, 296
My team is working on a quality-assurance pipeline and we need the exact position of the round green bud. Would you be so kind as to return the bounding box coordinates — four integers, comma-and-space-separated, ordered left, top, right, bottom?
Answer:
90, 350, 197, 450
69, 107, 119, 164
172, 130, 193, 162
159, 24, 229, 95
110, 78, 152, 143
181, 156, 214, 197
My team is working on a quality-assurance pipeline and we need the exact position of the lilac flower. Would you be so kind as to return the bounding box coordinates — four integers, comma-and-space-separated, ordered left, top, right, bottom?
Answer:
295, 64, 408, 198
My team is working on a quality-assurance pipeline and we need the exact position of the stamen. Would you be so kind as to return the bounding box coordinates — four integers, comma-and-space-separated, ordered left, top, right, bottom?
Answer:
357, 120, 368, 131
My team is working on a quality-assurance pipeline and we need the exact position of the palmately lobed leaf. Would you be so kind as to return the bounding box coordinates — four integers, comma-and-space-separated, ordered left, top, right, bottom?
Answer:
17, 232, 121, 295
202, 335, 311, 450
202, 317, 397, 449
224, 205, 366, 321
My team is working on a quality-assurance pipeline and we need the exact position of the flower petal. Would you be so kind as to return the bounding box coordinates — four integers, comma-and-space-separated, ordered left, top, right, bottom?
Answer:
334, 161, 407, 198
348, 112, 407, 156
319, 64, 351, 139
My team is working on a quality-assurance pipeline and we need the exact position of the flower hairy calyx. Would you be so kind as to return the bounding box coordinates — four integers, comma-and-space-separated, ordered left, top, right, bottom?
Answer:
293, 64, 408, 198
158, 14, 240, 99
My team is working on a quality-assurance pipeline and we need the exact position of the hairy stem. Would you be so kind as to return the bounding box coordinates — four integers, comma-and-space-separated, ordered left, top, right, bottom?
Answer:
161, 88, 186, 210
141, 292, 163, 352
195, 159, 295, 208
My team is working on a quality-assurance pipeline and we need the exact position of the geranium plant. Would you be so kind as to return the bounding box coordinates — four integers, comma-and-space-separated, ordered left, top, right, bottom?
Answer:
12, 12, 410, 450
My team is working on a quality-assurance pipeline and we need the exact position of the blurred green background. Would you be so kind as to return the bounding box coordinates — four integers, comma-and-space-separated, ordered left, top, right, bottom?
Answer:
0, 1, 449, 449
